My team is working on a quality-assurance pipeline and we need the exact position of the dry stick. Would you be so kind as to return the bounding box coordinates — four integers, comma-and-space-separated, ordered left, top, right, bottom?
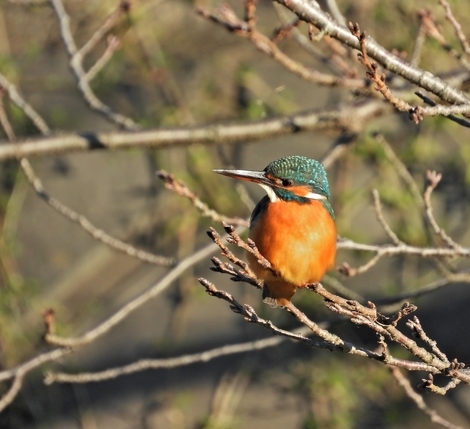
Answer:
390, 367, 463, 429
50, 0, 138, 130
272, 4, 342, 76
310, 283, 470, 386
0, 100, 389, 161
273, 0, 470, 105
44, 327, 310, 384
200, 274, 441, 374
407, 316, 449, 364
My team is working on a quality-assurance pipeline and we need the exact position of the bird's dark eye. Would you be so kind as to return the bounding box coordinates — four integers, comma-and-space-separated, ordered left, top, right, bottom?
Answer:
281, 179, 293, 187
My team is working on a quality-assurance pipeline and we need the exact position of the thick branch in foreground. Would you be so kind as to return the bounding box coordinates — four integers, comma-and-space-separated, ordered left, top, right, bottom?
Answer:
0, 101, 388, 160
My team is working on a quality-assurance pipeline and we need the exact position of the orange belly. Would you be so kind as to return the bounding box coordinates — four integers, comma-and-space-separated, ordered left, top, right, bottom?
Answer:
248, 199, 336, 306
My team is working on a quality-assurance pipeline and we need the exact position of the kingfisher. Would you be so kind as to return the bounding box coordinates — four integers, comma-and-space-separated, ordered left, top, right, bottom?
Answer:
214, 155, 337, 307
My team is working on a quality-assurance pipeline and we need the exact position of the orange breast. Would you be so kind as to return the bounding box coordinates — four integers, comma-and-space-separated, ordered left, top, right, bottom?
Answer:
248, 199, 336, 288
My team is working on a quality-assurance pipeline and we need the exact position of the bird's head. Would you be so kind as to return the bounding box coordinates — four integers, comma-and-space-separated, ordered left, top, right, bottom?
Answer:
214, 155, 331, 205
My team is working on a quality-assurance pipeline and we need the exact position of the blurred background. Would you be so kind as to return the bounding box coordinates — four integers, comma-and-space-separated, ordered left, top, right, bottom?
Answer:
1, 0, 470, 427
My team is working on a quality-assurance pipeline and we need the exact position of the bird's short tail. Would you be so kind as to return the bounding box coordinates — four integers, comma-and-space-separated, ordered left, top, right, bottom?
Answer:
262, 284, 279, 308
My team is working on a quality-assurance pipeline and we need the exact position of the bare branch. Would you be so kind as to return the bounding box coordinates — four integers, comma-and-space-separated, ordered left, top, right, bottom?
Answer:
439, 0, 470, 57
415, 91, 470, 128
424, 170, 463, 250
273, 0, 470, 105
78, 2, 128, 58
407, 316, 449, 364
419, 8, 470, 71
157, 170, 249, 227
0, 373, 24, 412
349, 22, 415, 117
390, 367, 463, 429
337, 237, 470, 258
45, 330, 309, 384
0, 348, 70, 383
197, 4, 366, 89
0, 72, 50, 134
20, 159, 175, 267
50, 0, 138, 129
0, 101, 389, 160
84, 35, 121, 82
372, 189, 403, 245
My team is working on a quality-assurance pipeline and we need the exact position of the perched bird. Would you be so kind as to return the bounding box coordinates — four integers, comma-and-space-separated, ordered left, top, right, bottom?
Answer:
214, 155, 336, 307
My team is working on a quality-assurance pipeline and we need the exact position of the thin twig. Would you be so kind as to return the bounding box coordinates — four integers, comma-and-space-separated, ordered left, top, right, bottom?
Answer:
337, 237, 470, 258
372, 189, 403, 245
374, 133, 424, 209
0, 348, 71, 383
84, 35, 121, 82
375, 270, 470, 305
349, 22, 416, 117
418, 9, 470, 71
407, 316, 449, 364
0, 372, 24, 412
390, 367, 462, 429
197, 5, 366, 89
20, 159, 175, 267
424, 170, 463, 250
45, 329, 307, 384
157, 170, 249, 227
0, 72, 50, 134
50, 0, 138, 129
78, 2, 128, 58
438, 0, 470, 57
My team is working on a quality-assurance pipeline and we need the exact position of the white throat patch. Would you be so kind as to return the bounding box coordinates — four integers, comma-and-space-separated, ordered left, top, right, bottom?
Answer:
258, 184, 326, 202
304, 192, 327, 200
259, 184, 278, 202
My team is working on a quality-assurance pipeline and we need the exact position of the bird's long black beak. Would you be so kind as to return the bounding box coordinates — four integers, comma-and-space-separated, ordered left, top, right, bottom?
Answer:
213, 168, 271, 186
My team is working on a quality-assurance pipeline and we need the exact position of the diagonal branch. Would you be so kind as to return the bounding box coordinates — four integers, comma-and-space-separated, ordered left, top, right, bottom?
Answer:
157, 170, 249, 227
273, 0, 470, 105
50, 0, 138, 129
44, 238, 223, 347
